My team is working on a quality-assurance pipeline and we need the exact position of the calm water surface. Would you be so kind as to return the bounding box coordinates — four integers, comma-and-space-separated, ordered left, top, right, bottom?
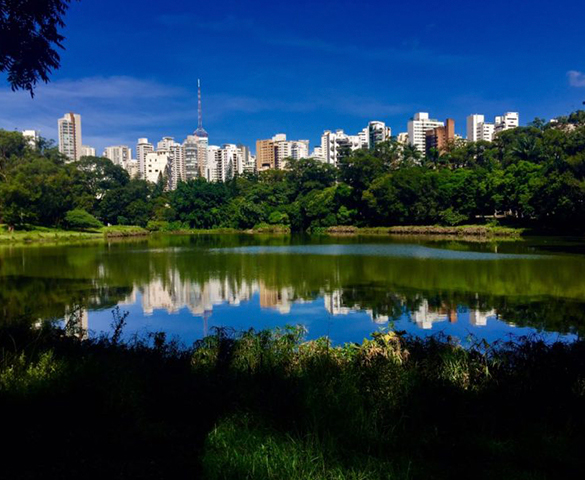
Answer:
1, 234, 584, 345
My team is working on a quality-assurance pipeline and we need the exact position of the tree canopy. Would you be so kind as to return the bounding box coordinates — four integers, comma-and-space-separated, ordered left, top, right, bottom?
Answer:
1, 111, 585, 232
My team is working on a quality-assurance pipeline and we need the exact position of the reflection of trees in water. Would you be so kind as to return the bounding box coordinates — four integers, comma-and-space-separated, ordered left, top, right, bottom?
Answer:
1, 235, 585, 335
0, 275, 132, 326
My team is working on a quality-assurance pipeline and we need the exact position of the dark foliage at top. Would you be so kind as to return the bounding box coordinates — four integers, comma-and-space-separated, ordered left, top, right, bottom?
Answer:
0, 0, 75, 96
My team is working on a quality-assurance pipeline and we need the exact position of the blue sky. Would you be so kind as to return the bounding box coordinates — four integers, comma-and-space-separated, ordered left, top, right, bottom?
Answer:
1, 0, 585, 154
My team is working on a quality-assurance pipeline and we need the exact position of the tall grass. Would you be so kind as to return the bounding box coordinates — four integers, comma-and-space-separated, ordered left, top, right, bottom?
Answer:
0, 320, 584, 479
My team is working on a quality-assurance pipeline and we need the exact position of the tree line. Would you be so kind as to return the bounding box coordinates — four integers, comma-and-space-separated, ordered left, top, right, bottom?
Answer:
1, 110, 585, 232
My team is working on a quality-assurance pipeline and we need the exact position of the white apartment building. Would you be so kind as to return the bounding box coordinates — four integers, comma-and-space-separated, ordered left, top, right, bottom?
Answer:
467, 114, 496, 142
205, 146, 221, 182
365, 121, 392, 149
22, 130, 40, 148
239, 145, 256, 174
169, 143, 186, 189
310, 146, 324, 160
407, 112, 444, 154
274, 137, 309, 169
320, 129, 365, 166
80, 145, 96, 157
495, 112, 519, 134
206, 144, 249, 182
136, 138, 154, 179
103, 145, 132, 166
155, 137, 185, 189
58, 112, 82, 162
144, 151, 171, 184
247, 154, 257, 173
467, 112, 519, 142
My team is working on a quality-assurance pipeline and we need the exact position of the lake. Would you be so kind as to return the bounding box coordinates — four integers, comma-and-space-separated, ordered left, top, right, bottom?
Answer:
1, 234, 584, 345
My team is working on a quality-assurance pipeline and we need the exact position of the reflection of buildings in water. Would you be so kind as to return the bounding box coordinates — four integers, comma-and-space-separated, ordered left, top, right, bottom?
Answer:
412, 300, 450, 330
128, 273, 298, 319
259, 282, 293, 314
139, 272, 256, 317
324, 291, 352, 315
367, 310, 389, 324
413, 302, 498, 330
324, 290, 389, 324
117, 275, 504, 331
469, 309, 497, 327
325, 291, 498, 330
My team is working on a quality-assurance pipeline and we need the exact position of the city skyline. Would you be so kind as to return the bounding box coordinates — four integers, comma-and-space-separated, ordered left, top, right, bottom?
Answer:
50, 107, 520, 187
1, 1, 584, 154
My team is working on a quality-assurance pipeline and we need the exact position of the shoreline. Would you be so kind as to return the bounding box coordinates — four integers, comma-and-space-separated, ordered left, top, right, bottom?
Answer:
323, 225, 524, 238
0, 226, 149, 246
0, 224, 533, 247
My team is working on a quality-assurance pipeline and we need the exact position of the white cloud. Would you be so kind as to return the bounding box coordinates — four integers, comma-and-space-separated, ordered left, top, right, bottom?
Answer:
568, 70, 585, 87
0, 75, 411, 153
0, 76, 192, 152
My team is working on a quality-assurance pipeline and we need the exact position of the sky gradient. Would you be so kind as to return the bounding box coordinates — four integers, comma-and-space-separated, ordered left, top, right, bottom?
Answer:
1, 0, 585, 154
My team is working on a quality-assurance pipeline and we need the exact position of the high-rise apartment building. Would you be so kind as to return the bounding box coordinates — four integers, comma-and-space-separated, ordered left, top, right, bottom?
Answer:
207, 144, 237, 182
136, 138, 154, 178
103, 145, 132, 166
80, 145, 96, 157
320, 129, 365, 166
467, 114, 486, 142
495, 112, 519, 134
407, 112, 444, 155
256, 139, 276, 171
155, 137, 185, 189
425, 118, 455, 154
310, 146, 324, 160
256, 134, 310, 171
238, 145, 256, 174
467, 112, 519, 142
144, 151, 171, 184
365, 121, 392, 149
467, 114, 496, 142
58, 112, 82, 162
206, 146, 221, 181
183, 135, 201, 180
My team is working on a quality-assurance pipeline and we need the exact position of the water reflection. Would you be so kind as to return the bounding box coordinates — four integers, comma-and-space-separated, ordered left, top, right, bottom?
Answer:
1, 234, 584, 342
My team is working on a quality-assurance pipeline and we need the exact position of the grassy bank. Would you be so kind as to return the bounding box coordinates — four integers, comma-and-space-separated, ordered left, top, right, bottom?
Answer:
324, 225, 523, 238
0, 225, 149, 245
1, 320, 584, 479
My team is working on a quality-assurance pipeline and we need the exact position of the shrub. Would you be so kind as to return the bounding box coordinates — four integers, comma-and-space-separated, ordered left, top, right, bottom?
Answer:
64, 209, 103, 231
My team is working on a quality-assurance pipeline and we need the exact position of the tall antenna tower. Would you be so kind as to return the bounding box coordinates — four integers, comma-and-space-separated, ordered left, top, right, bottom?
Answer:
195, 78, 208, 138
